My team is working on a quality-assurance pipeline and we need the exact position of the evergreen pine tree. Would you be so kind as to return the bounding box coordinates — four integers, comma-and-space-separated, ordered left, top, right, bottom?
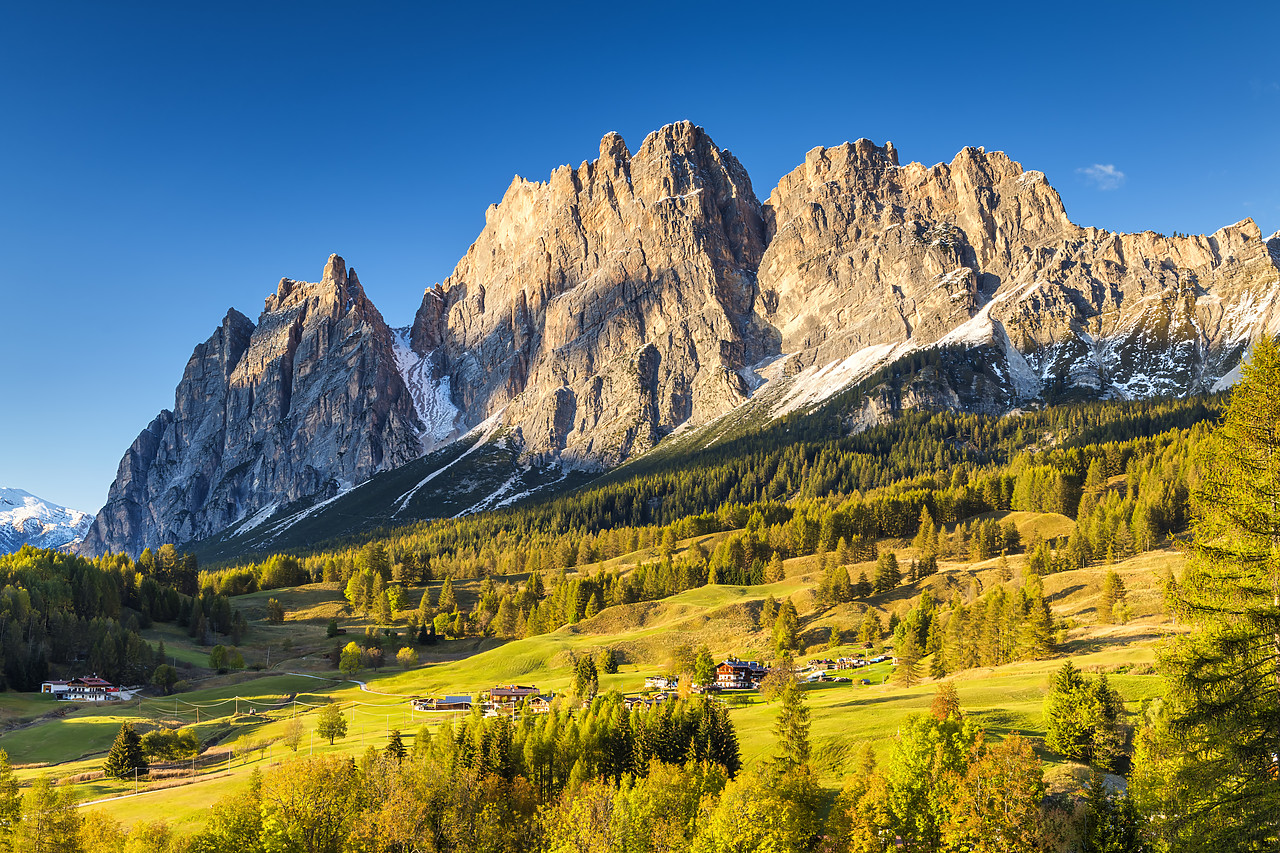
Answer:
385, 729, 407, 762
436, 576, 456, 613
773, 599, 799, 656
1044, 659, 1115, 763
0, 749, 20, 845
1097, 570, 1126, 624
1019, 596, 1055, 660
831, 563, 853, 603
929, 648, 948, 680
764, 552, 785, 584
835, 537, 852, 568
773, 678, 810, 767
893, 630, 921, 686
912, 507, 938, 557
760, 594, 777, 628
873, 553, 901, 593
859, 609, 882, 645
103, 723, 147, 780
1160, 338, 1280, 850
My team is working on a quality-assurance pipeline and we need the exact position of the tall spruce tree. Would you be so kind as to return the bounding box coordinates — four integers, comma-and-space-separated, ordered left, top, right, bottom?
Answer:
103, 722, 147, 780
385, 729, 407, 763
894, 631, 922, 687
773, 598, 799, 656
0, 749, 19, 847
1097, 570, 1126, 624
1161, 337, 1280, 850
773, 678, 811, 767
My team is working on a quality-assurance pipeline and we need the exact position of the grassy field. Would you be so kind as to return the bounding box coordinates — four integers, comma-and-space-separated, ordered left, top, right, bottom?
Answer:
1, 522, 1181, 830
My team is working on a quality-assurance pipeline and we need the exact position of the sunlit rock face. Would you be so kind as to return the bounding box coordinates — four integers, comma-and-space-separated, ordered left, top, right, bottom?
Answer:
82, 126, 1280, 555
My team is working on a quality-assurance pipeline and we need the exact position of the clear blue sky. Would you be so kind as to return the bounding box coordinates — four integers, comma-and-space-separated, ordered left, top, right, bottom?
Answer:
3, 1, 1278, 514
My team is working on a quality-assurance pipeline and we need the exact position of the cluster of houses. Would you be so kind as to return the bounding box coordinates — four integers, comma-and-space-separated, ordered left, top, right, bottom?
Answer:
412, 684, 554, 716
805, 654, 892, 671
643, 659, 772, 694
40, 676, 138, 702
408, 653, 899, 720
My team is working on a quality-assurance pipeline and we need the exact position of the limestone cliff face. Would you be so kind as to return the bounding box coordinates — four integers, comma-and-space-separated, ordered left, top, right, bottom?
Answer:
83, 128, 1280, 555
81, 256, 423, 556
758, 141, 1280, 403
411, 121, 773, 465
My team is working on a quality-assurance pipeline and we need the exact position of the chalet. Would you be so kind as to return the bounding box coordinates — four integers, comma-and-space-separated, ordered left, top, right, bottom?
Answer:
643, 676, 677, 690
715, 659, 769, 689
624, 693, 670, 711
412, 695, 473, 712
41, 676, 133, 702
488, 685, 542, 703
486, 685, 548, 715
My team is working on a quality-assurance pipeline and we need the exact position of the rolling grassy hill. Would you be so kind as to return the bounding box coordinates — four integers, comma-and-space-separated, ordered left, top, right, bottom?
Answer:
0, 515, 1182, 830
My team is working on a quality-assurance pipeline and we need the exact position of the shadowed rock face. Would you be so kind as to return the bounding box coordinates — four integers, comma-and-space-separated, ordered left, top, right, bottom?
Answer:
83, 127, 1280, 556
80, 256, 423, 556
411, 121, 775, 466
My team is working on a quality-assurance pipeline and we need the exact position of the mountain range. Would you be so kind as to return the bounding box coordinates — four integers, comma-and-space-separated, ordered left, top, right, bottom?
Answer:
0, 487, 92, 553
78, 122, 1280, 558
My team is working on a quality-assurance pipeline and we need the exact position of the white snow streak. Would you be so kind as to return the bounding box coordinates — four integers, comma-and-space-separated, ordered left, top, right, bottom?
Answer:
392, 329, 462, 452
392, 411, 506, 516
770, 343, 903, 418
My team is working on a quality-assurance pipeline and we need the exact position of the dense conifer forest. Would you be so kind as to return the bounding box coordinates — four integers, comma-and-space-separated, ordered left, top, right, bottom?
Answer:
4, 344, 1277, 852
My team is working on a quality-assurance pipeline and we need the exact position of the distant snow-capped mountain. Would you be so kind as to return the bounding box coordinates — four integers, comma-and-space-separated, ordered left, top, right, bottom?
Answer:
0, 488, 93, 554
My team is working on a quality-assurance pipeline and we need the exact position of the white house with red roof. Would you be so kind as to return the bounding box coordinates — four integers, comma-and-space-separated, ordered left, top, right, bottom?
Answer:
40, 676, 136, 702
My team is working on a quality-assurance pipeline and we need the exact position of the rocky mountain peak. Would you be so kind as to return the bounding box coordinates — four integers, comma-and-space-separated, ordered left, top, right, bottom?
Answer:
410, 121, 771, 467
598, 130, 631, 163
81, 255, 424, 557
82, 126, 1280, 557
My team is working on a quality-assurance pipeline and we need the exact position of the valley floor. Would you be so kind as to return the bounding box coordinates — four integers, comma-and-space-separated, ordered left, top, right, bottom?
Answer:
0, 525, 1180, 831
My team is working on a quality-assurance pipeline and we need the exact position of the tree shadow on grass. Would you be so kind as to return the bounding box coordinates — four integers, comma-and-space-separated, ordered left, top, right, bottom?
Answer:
1046, 584, 1085, 604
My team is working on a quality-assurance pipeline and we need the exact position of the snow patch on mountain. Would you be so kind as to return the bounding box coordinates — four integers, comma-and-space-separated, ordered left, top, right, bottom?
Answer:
992, 321, 1042, 400
0, 488, 93, 554
936, 280, 1039, 349
770, 342, 905, 418
1222, 284, 1280, 341
393, 410, 506, 516
233, 480, 357, 546
392, 328, 462, 454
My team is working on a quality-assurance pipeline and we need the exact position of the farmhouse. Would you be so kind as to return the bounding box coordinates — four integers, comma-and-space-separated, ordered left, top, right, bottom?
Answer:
40, 676, 134, 702
715, 659, 769, 689
412, 695, 473, 712
486, 685, 547, 714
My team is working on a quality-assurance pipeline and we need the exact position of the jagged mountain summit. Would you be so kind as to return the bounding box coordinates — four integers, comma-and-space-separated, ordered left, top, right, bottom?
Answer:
81, 122, 1280, 557
79, 256, 447, 557
0, 488, 92, 554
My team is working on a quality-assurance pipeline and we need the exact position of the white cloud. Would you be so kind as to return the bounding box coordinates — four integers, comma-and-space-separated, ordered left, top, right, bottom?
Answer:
1077, 163, 1126, 190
